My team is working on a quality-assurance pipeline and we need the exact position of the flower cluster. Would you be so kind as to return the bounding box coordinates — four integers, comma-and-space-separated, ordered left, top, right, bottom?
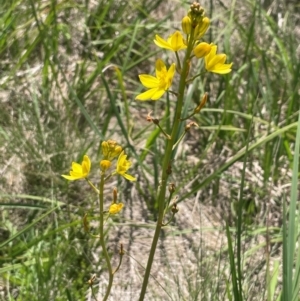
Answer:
62, 140, 136, 215
62, 140, 136, 183
136, 3, 232, 101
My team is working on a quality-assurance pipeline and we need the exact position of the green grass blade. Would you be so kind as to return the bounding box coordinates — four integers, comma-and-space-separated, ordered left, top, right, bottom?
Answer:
178, 121, 298, 203
0, 206, 59, 249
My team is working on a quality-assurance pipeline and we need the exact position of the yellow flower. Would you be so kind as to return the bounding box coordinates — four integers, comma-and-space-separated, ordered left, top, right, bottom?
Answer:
194, 42, 213, 58
154, 31, 187, 51
62, 155, 91, 180
136, 59, 176, 101
205, 45, 232, 74
109, 203, 124, 215
114, 151, 136, 181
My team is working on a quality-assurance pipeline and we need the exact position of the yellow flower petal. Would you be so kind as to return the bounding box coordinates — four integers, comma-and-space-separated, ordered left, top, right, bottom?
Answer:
123, 173, 136, 181
170, 31, 187, 51
71, 162, 82, 173
136, 88, 159, 101
210, 63, 233, 74
155, 59, 167, 77
154, 32, 186, 52
61, 174, 79, 180
206, 45, 217, 58
154, 35, 174, 51
166, 63, 176, 88
82, 155, 91, 174
150, 89, 165, 101
139, 74, 160, 88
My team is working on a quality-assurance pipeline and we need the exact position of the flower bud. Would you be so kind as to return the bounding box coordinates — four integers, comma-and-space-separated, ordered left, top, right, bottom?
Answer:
83, 213, 89, 232
109, 203, 124, 214
169, 183, 176, 193
100, 159, 111, 171
188, 3, 205, 27
102, 140, 122, 160
87, 275, 96, 286
182, 16, 191, 34
193, 42, 212, 58
171, 204, 179, 214
195, 17, 210, 39
194, 93, 208, 113
119, 243, 125, 256
113, 187, 118, 203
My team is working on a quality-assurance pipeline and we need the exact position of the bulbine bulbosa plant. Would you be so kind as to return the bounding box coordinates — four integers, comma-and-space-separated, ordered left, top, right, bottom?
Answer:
62, 2, 232, 300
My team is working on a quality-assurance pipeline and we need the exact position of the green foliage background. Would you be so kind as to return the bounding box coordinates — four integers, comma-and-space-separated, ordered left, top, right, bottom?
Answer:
0, 0, 299, 300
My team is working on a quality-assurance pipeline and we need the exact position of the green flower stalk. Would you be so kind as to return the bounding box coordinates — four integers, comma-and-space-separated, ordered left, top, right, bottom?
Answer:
136, 3, 232, 299
61, 140, 135, 301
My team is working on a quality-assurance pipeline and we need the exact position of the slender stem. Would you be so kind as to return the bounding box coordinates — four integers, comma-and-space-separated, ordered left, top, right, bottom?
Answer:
186, 71, 206, 83
154, 121, 171, 139
99, 173, 114, 301
172, 129, 187, 150
138, 28, 196, 301
112, 253, 124, 275
162, 213, 175, 227
91, 286, 98, 301
175, 51, 181, 71
86, 178, 99, 194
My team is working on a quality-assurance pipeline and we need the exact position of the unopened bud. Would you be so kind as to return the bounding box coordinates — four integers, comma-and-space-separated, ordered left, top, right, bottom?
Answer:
194, 93, 208, 113
87, 274, 96, 286
119, 243, 125, 256
171, 204, 179, 214
153, 118, 159, 125
169, 183, 176, 193
188, 3, 205, 26
83, 213, 89, 233
100, 159, 111, 172
102, 140, 122, 160
195, 17, 210, 39
193, 42, 212, 58
182, 16, 192, 34
113, 187, 118, 203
